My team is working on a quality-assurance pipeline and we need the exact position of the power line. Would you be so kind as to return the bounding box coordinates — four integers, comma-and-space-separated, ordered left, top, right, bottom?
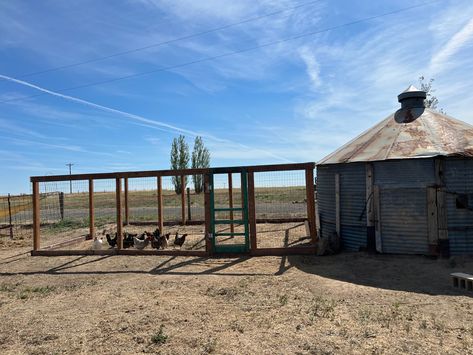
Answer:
0, 0, 439, 106
14, 0, 324, 79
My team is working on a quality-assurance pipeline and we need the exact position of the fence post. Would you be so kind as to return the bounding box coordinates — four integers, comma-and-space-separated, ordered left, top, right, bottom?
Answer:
89, 179, 95, 239
157, 176, 163, 233
32, 182, 40, 251
59, 192, 64, 220
181, 175, 186, 225
228, 173, 234, 236
7, 194, 13, 239
124, 177, 129, 226
116, 178, 123, 250
247, 171, 257, 252
305, 168, 317, 244
204, 173, 212, 255
186, 187, 192, 221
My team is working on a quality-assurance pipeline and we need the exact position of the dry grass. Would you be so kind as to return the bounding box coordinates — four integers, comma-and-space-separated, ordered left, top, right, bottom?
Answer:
0, 245, 472, 354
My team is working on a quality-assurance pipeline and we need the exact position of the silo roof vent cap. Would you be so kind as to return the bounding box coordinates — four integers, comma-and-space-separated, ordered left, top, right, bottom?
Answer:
397, 85, 426, 103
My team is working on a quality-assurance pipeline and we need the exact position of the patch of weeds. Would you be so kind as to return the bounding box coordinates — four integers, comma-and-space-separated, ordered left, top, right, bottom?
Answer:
279, 294, 288, 306
363, 329, 376, 338
357, 308, 372, 323
307, 296, 337, 322
30, 286, 56, 295
46, 219, 88, 232
151, 325, 168, 345
229, 320, 244, 333
0, 283, 17, 292
431, 317, 446, 332
202, 337, 217, 354
420, 319, 428, 330
18, 292, 29, 300
404, 323, 411, 334
205, 286, 238, 300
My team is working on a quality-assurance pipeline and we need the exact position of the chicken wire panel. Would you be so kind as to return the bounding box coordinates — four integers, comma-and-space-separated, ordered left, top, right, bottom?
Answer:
127, 177, 158, 223
254, 170, 307, 220
93, 179, 119, 226
161, 175, 183, 224
0, 193, 44, 240
253, 170, 310, 248
39, 180, 90, 249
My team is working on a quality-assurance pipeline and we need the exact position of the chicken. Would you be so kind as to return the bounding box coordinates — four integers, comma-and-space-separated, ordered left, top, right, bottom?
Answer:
123, 232, 136, 249
173, 232, 187, 248
160, 233, 170, 249
92, 236, 103, 250
151, 233, 170, 249
106, 233, 117, 248
133, 233, 151, 250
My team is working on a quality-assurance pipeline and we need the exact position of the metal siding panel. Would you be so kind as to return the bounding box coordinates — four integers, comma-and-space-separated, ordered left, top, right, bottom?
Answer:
380, 187, 429, 254
445, 158, 473, 255
316, 163, 367, 251
316, 165, 336, 240
374, 159, 435, 188
339, 163, 367, 251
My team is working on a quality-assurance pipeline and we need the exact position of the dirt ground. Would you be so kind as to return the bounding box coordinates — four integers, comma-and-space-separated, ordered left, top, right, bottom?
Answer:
0, 242, 472, 355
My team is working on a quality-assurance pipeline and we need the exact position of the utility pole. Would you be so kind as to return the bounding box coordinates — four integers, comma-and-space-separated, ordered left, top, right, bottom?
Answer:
66, 163, 74, 194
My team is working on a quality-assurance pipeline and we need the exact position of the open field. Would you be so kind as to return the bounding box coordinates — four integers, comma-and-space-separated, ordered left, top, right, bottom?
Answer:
0, 247, 472, 354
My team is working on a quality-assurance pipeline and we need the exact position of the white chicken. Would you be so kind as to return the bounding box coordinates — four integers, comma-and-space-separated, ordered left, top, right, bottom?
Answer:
133, 235, 150, 250
92, 236, 103, 250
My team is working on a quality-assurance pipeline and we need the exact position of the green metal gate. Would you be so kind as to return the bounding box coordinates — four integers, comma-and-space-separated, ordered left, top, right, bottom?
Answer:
209, 169, 249, 254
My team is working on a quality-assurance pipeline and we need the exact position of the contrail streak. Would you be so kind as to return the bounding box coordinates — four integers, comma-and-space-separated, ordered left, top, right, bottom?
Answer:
0, 74, 292, 163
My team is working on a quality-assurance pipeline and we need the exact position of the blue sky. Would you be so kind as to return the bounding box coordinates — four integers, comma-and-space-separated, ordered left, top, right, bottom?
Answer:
1, 0, 473, 194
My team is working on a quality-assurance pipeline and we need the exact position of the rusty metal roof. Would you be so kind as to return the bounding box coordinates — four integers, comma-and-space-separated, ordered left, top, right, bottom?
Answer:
318, 108, 473, 165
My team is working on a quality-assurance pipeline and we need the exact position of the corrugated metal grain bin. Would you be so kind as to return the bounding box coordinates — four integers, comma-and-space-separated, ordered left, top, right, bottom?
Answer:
316, 86, 473, 256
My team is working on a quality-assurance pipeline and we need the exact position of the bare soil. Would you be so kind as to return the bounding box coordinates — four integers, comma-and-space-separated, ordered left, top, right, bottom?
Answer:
0, 242, 472, 354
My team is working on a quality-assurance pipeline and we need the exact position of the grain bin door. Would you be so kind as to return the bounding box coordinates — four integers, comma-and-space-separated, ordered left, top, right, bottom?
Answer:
379, 187, 429, 255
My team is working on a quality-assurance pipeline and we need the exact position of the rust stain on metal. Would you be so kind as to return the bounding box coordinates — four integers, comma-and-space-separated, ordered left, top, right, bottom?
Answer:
319, 109, 473, 165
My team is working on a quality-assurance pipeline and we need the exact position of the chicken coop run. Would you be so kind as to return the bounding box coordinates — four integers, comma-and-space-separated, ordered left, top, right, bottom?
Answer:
30, 162, 317, 256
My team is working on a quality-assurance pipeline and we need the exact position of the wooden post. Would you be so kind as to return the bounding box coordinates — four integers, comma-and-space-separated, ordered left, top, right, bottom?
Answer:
32, 182, 40, 251
7, 194, 13, 239
88, 179, 95, 239
247, 171, 257, 251
204, 174, 212, 254
335, 173, 340, 238
305, 168, 317, 244
181, 175, 186, 225
373, 185, 382, 253
427, 187, 439, 255
157, 176, 163, 233
228, 173, 234, 235
124, 177, 129, 226
366, 164, 376, 251
366, 164, 374, 227
187, 187, 192, 220
59, 192, 64, 220
116, 178, 123, 250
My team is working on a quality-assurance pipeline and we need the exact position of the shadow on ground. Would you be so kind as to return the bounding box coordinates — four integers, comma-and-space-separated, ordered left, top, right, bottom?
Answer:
288, 252, 473, 296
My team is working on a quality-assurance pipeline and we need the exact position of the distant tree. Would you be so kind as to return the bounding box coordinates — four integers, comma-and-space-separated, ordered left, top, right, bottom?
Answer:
191, 136, 210, 194
170, 135, 189, 194
418, 76, 446, 114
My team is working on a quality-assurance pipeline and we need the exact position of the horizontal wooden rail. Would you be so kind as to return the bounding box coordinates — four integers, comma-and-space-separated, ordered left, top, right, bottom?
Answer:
30, 162, 315, 182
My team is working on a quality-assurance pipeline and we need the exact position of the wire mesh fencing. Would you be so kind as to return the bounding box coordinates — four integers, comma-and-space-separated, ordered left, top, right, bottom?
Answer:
0, 192, 61, 242
253, 170, 311, 249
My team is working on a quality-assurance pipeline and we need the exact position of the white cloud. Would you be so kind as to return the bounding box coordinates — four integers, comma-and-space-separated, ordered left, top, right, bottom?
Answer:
430, 16, 473, 74
298, 46, 321, 89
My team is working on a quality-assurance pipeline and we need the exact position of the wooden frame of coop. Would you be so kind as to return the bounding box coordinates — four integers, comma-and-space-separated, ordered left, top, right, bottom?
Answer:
30, 162, 317, 257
